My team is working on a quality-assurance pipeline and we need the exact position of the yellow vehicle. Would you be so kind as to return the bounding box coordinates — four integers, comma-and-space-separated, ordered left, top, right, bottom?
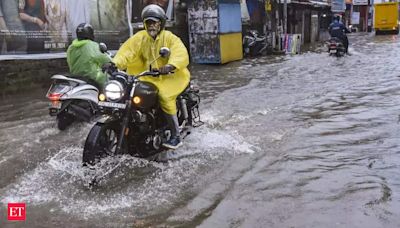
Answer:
374, 2, 399, 35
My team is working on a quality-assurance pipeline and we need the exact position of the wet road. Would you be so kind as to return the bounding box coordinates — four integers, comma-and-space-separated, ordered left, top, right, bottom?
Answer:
2, 33, 400, 227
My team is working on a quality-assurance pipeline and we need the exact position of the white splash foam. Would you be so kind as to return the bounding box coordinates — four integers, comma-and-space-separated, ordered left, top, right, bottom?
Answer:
1, 123, 257, 218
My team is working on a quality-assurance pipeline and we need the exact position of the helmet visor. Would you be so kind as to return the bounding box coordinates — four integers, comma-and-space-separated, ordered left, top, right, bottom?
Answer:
144, 17, 160, 22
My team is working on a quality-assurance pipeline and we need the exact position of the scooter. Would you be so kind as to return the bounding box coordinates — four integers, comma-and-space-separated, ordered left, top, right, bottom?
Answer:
326, 37, 346, 57
46, 75, 100, 130
46, 43, 113, 130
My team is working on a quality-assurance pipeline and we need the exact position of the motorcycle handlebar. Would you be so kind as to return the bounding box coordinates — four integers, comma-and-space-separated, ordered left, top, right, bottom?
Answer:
137, 71, 160, 77
110, 70, 174, 84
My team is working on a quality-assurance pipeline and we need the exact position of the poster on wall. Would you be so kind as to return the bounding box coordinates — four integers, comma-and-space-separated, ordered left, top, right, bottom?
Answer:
131, 0, 174, 27
0, 0, 131, 55
331, 0, 346, 12
187, 0, 220, 63
351, 12, 360, 24
352, 0, 368, 5
189, 33, 220, 63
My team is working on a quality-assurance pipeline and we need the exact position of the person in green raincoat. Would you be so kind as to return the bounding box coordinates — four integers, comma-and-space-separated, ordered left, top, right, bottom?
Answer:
67, 23, 111, 88
109, 4, 190, 149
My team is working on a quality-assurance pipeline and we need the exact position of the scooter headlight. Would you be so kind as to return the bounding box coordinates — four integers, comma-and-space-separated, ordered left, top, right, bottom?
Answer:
104, 80, 124, 101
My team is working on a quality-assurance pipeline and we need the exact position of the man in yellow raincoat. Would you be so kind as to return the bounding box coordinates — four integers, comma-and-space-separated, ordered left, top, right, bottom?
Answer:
111, 4, 190, 149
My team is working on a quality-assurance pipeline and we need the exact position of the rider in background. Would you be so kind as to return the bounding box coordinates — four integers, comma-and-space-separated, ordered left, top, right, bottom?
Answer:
328, 15, 351, 53
67, 23, 111, 88
109, 4, 190, 150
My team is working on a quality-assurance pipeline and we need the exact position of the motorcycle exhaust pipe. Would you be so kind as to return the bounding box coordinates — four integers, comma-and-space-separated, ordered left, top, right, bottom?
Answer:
180, 98, 189, 120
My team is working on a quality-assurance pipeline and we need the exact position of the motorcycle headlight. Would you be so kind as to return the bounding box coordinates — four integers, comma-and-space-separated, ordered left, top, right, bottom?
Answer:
104, 81, 124, 101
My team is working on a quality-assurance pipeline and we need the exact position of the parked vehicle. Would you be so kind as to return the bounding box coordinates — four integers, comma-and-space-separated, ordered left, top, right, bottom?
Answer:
326, 38, 346, 57
243, 30, 271, 57
46, 75, 100, 130
374, 2, 399, 35
82, 47, 202, 166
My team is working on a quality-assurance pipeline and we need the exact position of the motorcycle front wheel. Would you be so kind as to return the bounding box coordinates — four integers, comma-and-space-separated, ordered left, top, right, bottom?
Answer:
82, 122, 120, 166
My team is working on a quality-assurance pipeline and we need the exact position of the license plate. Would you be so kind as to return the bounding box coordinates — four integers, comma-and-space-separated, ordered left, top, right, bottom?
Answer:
98, 101, 126, 109
329, 49, 337, 53
49, 102, 61, 109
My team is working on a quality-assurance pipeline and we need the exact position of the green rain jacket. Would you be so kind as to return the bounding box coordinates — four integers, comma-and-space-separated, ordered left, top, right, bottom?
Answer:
67, 39, 111, 87
113, 30, 190, 115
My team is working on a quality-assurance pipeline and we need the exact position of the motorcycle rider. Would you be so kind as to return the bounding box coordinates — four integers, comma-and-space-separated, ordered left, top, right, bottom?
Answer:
104, 4, 190, 149
67, 23, 111, 88
328, 15, 350, 53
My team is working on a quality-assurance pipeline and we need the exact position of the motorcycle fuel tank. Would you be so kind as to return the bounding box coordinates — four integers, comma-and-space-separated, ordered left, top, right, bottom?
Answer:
133, 81, 158, 110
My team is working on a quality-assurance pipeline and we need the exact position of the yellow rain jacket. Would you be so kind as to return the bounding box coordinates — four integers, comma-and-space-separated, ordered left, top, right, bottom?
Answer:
113, 30, 190, 115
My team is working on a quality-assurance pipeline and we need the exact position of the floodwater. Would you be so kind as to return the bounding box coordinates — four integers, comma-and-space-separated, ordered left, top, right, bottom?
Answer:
1, 33, 400, 227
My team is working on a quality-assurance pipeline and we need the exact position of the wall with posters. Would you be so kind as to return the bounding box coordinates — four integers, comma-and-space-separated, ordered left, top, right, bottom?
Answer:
188, 0, 242, 64
188, 0, 220, 63
0, 0, 131, 55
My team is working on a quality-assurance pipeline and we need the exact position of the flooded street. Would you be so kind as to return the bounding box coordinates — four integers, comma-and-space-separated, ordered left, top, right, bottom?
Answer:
2, 33, 400, 227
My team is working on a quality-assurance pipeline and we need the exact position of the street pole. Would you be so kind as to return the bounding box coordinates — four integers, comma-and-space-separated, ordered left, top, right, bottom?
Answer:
284, 0, 287, 34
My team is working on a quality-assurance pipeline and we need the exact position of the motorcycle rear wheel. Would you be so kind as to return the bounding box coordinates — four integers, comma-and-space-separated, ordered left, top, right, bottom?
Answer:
57, 111, 74, 130
82, 123, 120, 166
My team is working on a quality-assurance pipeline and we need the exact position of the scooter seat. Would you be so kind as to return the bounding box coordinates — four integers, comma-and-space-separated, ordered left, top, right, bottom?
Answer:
51, 74, 87, 84
51, 74, 100, 89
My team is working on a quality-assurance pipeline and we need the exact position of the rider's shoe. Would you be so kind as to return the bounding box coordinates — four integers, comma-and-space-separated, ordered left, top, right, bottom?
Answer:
162, 137, 183, 150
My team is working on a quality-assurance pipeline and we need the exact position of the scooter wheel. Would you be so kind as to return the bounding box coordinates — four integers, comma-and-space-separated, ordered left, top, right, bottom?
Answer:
57, 112, 74, 130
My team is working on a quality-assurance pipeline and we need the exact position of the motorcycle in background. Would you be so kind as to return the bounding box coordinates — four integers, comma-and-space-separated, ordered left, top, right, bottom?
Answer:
243, 30, 271, 57
326, 37, 346, 57
82, 47, 202, 166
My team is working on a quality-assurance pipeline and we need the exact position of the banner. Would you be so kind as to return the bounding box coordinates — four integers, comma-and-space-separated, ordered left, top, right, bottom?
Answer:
351, 12, 360, 24
331, 0, 346, 12
131, 0, 174, 27
0, 0, 131, 55
352, 0, 368, 5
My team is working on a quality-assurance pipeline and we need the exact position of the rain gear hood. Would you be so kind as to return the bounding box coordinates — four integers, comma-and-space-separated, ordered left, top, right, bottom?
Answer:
113, 30, 190, 115
67, 39, 111, 87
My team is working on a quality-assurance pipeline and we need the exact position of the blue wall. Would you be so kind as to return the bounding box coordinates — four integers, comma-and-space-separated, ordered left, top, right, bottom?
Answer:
218, 3, 242, 34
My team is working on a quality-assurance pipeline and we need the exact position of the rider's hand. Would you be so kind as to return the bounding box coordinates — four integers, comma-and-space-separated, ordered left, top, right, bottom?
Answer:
101, 62, 117, 74
158, 64, 175, 74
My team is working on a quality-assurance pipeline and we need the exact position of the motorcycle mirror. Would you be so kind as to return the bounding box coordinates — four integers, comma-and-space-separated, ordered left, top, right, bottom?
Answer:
99, 43, 108, 53
159, 47, 170, 58
148, 47, 171, 71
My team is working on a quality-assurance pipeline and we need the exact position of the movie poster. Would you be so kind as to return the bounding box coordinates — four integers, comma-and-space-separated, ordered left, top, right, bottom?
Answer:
0, 0, 131, 55
131, 0, 174, 27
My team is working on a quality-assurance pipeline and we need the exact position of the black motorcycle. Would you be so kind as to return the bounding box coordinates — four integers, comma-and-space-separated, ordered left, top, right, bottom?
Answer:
243, 30, 270, 57
82, 47, 202, 166
326, 37, 346, 57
